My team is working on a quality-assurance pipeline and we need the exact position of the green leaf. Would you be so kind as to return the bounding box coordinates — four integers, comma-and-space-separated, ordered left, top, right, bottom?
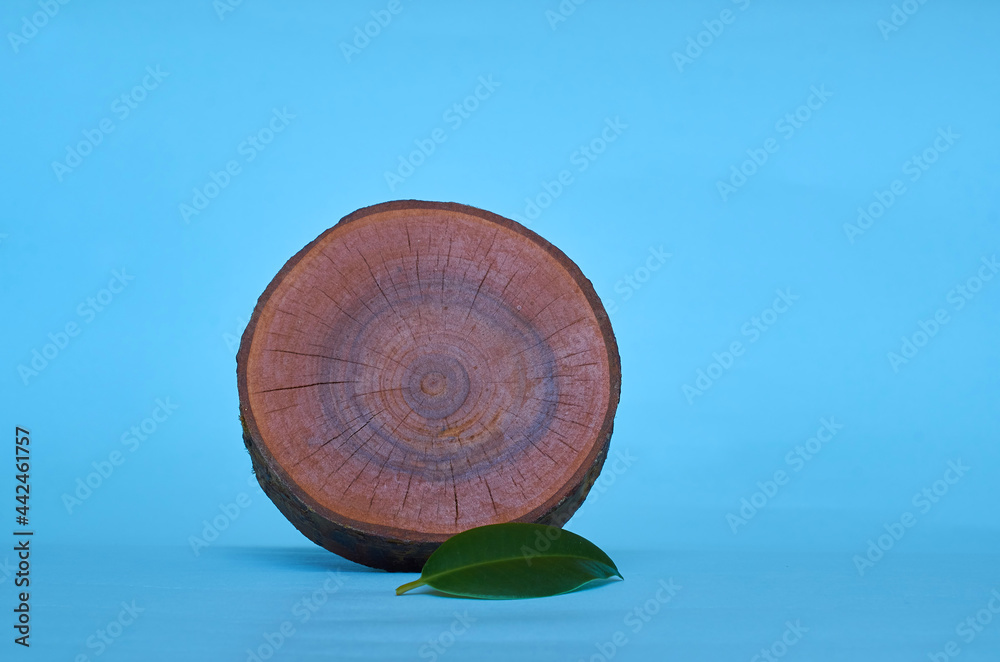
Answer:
395, 523, 622, 599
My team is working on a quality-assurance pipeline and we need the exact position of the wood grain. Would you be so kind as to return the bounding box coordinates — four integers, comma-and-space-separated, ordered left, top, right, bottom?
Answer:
237, 200, 620, 571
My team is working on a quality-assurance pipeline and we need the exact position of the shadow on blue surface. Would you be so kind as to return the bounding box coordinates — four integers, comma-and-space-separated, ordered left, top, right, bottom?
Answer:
215, 545, 385, 574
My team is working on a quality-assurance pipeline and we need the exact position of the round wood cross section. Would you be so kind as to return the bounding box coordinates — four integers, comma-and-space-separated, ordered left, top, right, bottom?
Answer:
237, 201, 620, 571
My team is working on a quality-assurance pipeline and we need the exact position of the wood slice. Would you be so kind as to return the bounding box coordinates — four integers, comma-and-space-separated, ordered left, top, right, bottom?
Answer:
236, 200, 620, 571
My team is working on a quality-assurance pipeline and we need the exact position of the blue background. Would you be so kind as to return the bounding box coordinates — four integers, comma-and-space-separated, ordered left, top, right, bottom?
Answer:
2, 0, 998, 660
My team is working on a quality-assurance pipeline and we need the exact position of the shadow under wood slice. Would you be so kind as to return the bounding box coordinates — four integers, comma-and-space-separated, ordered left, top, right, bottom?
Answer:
236, 200, 621, 572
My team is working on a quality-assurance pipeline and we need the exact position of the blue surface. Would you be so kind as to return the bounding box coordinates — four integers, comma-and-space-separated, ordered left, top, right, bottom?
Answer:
1, 0, 998, 659
29, 545, 1000, 661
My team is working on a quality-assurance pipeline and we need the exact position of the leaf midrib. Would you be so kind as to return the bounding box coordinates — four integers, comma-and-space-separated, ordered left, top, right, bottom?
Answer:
423, 552, 618, 585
